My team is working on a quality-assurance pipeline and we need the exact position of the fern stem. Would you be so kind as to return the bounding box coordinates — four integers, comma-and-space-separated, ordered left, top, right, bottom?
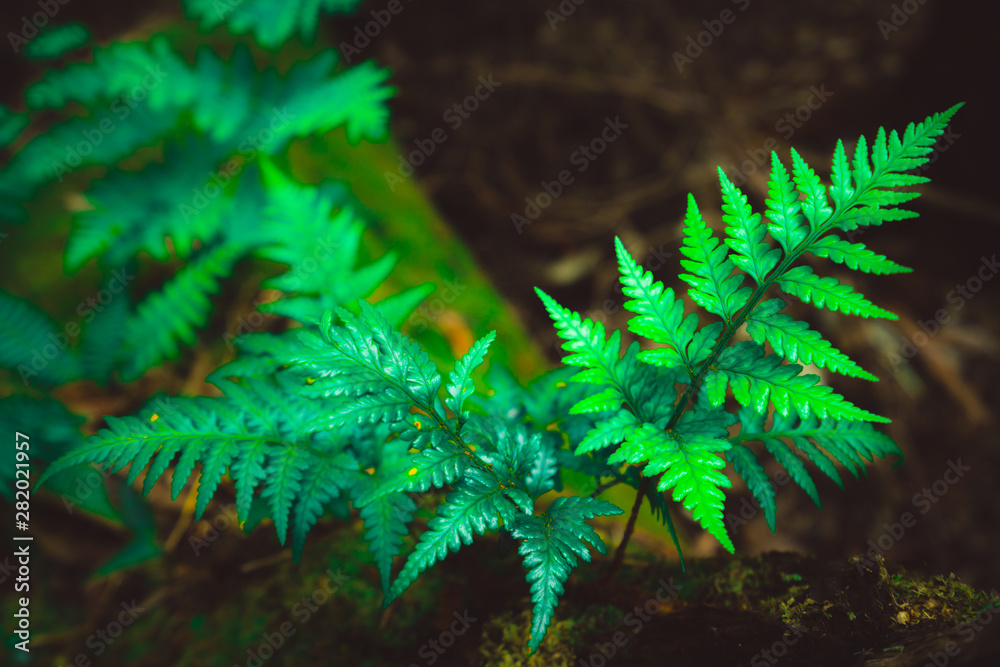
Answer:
603, 476, 649, 584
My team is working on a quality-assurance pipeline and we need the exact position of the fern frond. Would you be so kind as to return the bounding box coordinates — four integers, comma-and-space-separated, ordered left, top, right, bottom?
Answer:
120, 244, 241, 380
511, 496, 623, 653
777, 266, 897, 320
764, 154, 809, 252
806, 235, 912, 275
614, 236, 698, 375
23, 23, 90, 60
536, 288, 621, 382
358, 486, 417, 596
711, 342, 889, 423
0, 105, 28, 149
718, 169, 781, 284
608, 423, 734, 552
384, 468, 518, 605
0, 289, 81, 387
732, 408, 902, 524
183, 0, 362, 49
789, 147, 833, 228
746, 298, 877, 381
678, 194, 751, 321
357, 441, 471, 507
445, 331, 497, 416
725, 444, 776, 532
79, 276, 130, 383
35, 379, 364, 560
0, 397, 84, 501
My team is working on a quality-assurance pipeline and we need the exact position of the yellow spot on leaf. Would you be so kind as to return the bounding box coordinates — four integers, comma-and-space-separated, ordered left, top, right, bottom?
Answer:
365, 467, 375, 475
408, 467, 418, 476
556, 381, 567, 388
150, 413, 159, 422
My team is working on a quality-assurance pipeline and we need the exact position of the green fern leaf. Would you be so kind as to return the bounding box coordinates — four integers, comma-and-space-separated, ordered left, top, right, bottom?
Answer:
120, 244, 241, 380
829, 139, 855, 209
789, 147, 833, 228
718, 169, 781, 284
614, 236, 697, 374
357, 441, 471, 506
712, 342, 889, 423
79, 277, 130, 383
778, 266, 896, 320
576, 411, 640, 455
807, 236, 911, 275
23, 23, 90, 60
445, 331, 497, 416
384, 469, 518, 605
0, 289, 81, 387
725, 444, 776, 532
765, 153, 808, 252
359, 489, 417, 595
0, 105, 29, 149
678, 194, 751, 321
183, 0, 362, 49
608, 423, 734, 551
536, 288, 621, 381
511, 496, 623, 653
746, 298, 877, 381
763, 439, 820, 508
291, 450, 358, 561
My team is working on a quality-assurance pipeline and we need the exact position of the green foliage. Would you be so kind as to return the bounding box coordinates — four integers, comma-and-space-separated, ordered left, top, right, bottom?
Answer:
183, 0, 363, 49
22, 23, 90, 60
0, 10, 395, 385
538, 104, 959, 558
33, 103, 959, 657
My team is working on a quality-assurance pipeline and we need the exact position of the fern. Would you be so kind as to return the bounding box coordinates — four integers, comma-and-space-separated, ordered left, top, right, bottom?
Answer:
33, 105, 958, 657
0, 27, 393, 384
183, 0, 363, 49
539, 104, 960, 559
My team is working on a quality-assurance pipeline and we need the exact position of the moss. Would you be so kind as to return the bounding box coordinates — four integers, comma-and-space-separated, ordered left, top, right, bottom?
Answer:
476, 605, 620, 667
697, 550, 1000, 649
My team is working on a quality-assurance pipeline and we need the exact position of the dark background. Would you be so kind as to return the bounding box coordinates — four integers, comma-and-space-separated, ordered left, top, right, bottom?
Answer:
2, 0, 998, 626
